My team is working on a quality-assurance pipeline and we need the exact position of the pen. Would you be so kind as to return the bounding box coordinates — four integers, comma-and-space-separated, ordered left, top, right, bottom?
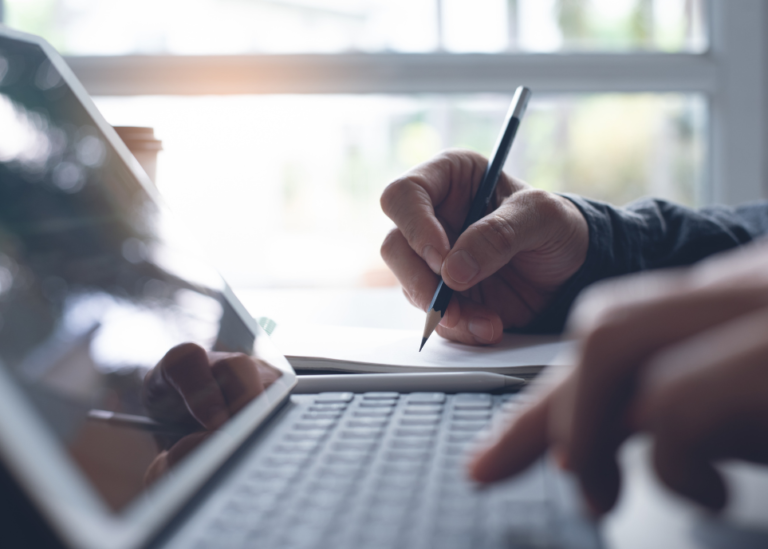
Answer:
87, 409, 195, 435
421, 86, 532, 351
293, 372, 526, 394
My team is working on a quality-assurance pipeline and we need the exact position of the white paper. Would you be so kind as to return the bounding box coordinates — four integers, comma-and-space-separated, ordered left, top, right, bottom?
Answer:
270, 323, 573, 375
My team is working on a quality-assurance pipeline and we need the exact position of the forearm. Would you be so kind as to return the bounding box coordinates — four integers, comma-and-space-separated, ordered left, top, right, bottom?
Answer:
526, 196, 768, 333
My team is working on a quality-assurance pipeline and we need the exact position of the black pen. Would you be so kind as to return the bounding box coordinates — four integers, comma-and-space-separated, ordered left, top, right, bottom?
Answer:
87, 409, 196, 435
420, 86, 532, 351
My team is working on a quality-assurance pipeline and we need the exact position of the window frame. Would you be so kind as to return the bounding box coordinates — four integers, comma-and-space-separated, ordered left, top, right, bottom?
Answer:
1, 0, 765, 206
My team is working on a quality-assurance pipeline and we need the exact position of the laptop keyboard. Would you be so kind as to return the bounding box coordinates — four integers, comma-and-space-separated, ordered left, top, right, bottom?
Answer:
187, 392, 555, 549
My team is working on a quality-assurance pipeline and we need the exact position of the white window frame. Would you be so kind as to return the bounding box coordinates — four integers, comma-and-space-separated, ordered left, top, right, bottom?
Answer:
2, 0, 765, 206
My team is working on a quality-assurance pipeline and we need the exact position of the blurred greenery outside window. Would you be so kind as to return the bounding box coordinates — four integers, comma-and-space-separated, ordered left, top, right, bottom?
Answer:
2, 0, 710, 288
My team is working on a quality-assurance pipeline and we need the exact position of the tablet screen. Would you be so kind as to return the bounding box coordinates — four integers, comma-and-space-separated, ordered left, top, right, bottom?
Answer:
0, 35, 283, 512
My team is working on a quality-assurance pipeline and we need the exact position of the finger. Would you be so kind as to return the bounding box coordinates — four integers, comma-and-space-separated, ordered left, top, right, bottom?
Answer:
382, 228, 461, 328
576, 429, 627, 516
156, 343, 230, 430
209, 353, 266, 416
380, 150, 488, 274
560, 268, 768, 480
470, 390, 553, 483
144, 432, 212, 487
442, 189, 582, 291
652, 441, 727, 511
470, 366, 571, 483
434, 294, 504, 345
143, 347, 199, 427
634, 306, 768, 509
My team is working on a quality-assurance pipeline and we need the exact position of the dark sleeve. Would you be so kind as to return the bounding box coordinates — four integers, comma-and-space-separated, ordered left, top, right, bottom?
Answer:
525, 196, 768, 334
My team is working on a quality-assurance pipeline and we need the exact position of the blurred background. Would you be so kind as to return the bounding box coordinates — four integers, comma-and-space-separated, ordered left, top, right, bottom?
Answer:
2, 0, 765, 296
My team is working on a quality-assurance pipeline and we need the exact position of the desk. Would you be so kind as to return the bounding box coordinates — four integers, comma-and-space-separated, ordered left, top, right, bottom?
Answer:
236, 286, 768, 549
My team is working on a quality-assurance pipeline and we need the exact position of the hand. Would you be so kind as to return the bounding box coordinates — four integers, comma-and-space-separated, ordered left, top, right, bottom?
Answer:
142, 343, 281, 431
380, 150, 588, 345
144, 431, 212, 486
470, 239, 768, 514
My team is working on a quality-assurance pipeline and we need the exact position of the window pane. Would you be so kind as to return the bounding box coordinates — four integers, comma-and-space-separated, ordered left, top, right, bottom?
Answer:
93, 93, 705, 288
7, 0, 706, 55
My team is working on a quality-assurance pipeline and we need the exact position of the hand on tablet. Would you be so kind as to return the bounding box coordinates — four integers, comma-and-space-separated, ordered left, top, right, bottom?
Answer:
380, 150, 588, 346
142, 343, 280, 431
470, 240, 768, 514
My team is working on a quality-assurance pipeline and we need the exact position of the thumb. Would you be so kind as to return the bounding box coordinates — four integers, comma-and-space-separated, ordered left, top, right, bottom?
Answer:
442, 189, 578, 291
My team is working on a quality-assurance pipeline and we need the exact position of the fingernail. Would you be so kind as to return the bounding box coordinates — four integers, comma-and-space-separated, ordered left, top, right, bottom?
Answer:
469, 317, 494, 343
422, 245, 443, 275
445, 250, 479, 284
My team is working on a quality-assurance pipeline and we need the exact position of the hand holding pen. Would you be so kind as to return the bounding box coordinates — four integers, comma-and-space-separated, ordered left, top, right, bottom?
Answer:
380, 88, 590, 347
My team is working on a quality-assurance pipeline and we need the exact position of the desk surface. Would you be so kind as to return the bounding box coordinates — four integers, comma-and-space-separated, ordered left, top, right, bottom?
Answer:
236, 286, 768, 549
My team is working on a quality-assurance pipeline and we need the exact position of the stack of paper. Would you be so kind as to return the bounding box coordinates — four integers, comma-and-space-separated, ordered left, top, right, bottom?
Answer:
270, 323, 572, 375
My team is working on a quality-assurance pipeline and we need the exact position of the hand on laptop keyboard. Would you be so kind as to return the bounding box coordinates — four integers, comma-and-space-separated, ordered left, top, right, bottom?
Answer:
142, 343, 281, 431
470, 242, 768, 516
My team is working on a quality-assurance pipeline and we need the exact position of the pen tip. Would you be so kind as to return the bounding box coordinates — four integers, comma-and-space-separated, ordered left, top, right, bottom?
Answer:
419, 338, 427, 352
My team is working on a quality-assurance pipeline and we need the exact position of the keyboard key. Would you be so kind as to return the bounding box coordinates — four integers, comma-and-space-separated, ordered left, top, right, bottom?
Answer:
384, 450, 431, 462
293, 419, 336, 430
403, 405, 442, 415
395, 427, 437, 438
374, 475, 422, 490
300, 491, 347, 508
347, 418, 389, 428
274, 442, 319, 454
378, 463, 426, 476
339, 429, 383, 440
448, 432, 477, 443
454, 393, 492, 403
452, 411, 491, 421
312, 466, 362, 480
449, 421, 487, 432
399, 416, 440, 426
283, 431, 327, 442
501, 402, 522, 413
453, 402, 492, 410
324, 452, 370, 465
359, 400, 397, 408
332, 441, 377, 452
429, 531, 475, 549
353, 409, 393, 417
238, 477, 289, 495
302, 411, 343, 420
248, 468, 297, 481
443, 444, 471, 456
309, 403, 347, 412
363, 392, 400, 400
406, 392, 446, 404
390, 438, 434, 450
314, 392, 354, 403
263, 455, 307, 466
364, 503, 410, 523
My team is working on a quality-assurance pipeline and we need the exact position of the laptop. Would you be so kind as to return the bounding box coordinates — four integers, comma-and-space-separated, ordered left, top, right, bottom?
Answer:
0, 25, 602, 549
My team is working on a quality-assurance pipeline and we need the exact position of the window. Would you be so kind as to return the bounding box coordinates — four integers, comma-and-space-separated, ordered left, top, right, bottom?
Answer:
2, 0, 766, 289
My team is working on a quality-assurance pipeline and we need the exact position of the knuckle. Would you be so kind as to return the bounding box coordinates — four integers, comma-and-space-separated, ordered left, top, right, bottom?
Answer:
380, 177, 407, 215
161, 343, 207, 374
381, 176, 426, 218
577, 302, 630, 362
571, 281, 631, 333
381, 179, 430, 241
516, 188, 566, 219
380, 228, 403, 262
473, 214, 518, 257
